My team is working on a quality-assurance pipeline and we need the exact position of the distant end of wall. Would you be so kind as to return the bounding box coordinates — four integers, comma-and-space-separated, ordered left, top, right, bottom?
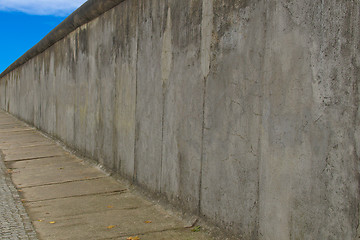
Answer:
0, 0, 125, 79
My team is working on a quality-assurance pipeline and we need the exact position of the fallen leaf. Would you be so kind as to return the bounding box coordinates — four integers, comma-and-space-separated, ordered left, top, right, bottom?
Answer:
107, 225, 115, 229
18, 189, 23, 192
191, 226, 201, 232
127, 237, 140, 240
37, 220, 43, 222
144, 221, 152, 224
107, 205, 113, 209
49, 221, 56, 224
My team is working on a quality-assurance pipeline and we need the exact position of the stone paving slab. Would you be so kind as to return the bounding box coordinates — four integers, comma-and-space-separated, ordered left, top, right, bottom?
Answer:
32, 206, 183, 240
0, 131, 43, 139
2, 145, 66, 155
9, 162, 106, 188
0, 136, 55, 149
2, 144, 67, 162
7, 156, 83, 170
25, 192, 152, 218
19, 177, 127, 202
0, 124, 28, 129
0, 130, 50, 138
0, 141, 54, 151
0, 128, 33, 133
0, 110, 213, 240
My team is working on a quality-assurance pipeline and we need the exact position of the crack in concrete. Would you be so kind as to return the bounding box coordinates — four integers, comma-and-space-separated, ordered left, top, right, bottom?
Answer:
36, 204, 153, 221
97, 226, 187, 240
23, 189, 129, 203
2, 143, 54, 150
4, 155, 64, 163
18, 176, 108, 189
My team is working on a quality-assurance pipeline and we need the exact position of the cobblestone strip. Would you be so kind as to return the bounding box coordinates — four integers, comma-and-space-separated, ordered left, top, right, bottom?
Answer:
0, 152, 38, 240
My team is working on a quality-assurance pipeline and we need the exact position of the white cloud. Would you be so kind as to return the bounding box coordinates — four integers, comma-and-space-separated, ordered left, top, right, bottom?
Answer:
0, 0, 88, 16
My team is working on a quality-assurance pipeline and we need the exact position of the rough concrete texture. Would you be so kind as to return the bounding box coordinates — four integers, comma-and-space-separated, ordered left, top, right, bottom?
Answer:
0, 110, 213, 240
0, 0, 359, 239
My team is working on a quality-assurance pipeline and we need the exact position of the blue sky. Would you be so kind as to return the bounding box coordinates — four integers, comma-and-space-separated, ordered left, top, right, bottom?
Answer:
0, 0, 87, 73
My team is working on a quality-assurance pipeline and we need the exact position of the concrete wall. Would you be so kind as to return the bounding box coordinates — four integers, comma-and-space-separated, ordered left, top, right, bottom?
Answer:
1, 0, 359, 239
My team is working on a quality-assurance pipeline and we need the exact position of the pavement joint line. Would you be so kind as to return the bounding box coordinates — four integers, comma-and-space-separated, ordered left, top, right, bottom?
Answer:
25, 191, 130, 204
2, 143, 55, 150
4, 142, 54, 148
4, 161, 84, 170
18, 176, 108, 189
22, 189, 129, 203
0, 132, 41, 137
98, 226, 187, 240
0, 134, 40, 137
0, 140, 50, 144
4, 155, 65, 163
30, 205, 153, 221
0, 128, 36, 134
5, 161, 84, 170
0, 129, 35, 133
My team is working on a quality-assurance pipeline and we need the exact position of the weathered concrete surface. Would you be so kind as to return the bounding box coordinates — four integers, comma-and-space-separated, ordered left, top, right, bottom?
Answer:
201, 2, 265, 238
1, 0, 360, 239
0, 110, 213, 240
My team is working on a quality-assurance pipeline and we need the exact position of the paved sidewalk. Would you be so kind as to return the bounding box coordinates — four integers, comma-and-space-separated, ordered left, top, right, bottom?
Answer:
0, 110, 212, 240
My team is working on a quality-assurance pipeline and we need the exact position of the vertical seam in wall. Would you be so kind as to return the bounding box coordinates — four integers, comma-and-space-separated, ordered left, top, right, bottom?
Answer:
113, 45, 119, 173
4, 79, 6, 111
160, 95, 165, 193
160, 70, 165, 192
73, 57, 77, 148
159, 4, 168, 194
160, 92, 165, 194
199, 74, 208, 215
198, 0, 213, 215
133, 0, 140, 183
33, 62, 35, 125
110, 7, 119, 173
257, 3, 269, 237
55, 86, 58, 137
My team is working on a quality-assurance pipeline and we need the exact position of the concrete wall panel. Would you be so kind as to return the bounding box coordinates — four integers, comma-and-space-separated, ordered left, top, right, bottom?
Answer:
201, 1, 265, 237
160, 0, 204, 213
134, 0, 166, 192
112, 0, 138, 178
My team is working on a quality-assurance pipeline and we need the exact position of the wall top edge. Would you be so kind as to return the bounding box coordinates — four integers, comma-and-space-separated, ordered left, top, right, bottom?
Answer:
0, 0, 126, 79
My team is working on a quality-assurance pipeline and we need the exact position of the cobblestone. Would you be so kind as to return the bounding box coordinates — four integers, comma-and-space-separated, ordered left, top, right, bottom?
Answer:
0, 153, 38, 240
